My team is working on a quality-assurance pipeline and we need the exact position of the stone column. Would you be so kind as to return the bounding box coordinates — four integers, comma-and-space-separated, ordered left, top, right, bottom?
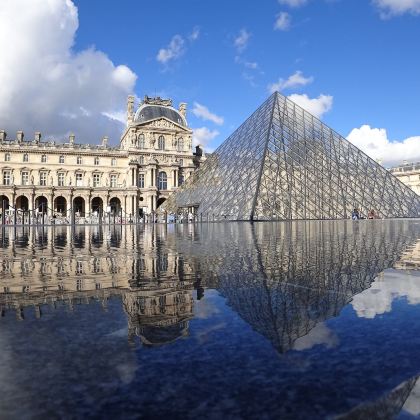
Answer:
49, 192, 54, 217
86, 194, 91, 218
29, 192, 35, 223
66, 194, 72, 220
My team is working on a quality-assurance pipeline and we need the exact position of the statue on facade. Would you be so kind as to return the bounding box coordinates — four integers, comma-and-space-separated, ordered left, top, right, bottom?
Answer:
150, 134, 156, 147
127, 95, 135, 125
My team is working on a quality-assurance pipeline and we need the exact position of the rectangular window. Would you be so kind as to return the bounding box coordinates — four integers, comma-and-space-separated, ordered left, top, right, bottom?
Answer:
58, 172, 64, 186
93, 173, 100, 187
39, 171, 47, 186
3, 171, 11, 185
110, 174, 117, 187
76, 173, 83, 186
59, 155, 65, 164
138, 173, 145, 188
94, 157, 100, 166
22, 171, 29, 185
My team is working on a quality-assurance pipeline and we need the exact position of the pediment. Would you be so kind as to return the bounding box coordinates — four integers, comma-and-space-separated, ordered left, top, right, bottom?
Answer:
135, 117, 191, 132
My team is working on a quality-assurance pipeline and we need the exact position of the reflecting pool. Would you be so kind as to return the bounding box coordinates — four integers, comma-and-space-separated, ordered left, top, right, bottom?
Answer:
1, 220, 420, 419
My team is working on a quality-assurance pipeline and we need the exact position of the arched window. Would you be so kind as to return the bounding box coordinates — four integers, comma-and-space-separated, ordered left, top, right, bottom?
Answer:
4, 153, 10, 162
59, 155, 65, 164
23, 153, 29, 162
177, 138, 184, 152
158, 171, 167, 190
41, 154, 47, 163
158, 135, 165, 150
138, 134, 145, 149
94, 156, 100, 165
77, 155, 82, 165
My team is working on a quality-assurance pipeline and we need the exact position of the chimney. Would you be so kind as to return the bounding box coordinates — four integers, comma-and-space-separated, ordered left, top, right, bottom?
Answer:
17, 130, 24, 143
102, 136, 108, 147
179, 102, 187, 118
0, 130, 6, 142
69, 133, 75, 146
34, 132, 41, 143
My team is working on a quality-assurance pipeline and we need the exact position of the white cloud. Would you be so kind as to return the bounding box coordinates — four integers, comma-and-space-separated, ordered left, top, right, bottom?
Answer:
192, 102, 224, 125
234, 29, 251, 53
274, 12, 292, 31
244, 61, 258, 69
192, 127, 219, 149
293, 322, 339, 351
0, 0, 137, 143
347, 125, 420, 167
373, 0, 420, 17
157, 27, 199, 65
351, 269, 420, 319
268, 70, 314, 93
288, 93, 333, 119
278, 0, 308, 6
189, 26, 200, 41
156, 35, 185, 64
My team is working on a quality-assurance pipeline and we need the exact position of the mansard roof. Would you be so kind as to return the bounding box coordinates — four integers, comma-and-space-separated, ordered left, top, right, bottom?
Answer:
134, 103, 187, 127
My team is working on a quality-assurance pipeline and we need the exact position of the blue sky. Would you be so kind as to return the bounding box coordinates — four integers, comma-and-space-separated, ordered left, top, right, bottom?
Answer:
1, 0, 420, 166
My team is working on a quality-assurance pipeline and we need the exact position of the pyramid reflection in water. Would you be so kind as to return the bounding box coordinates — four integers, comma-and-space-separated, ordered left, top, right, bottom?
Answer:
170, 92, 420, 220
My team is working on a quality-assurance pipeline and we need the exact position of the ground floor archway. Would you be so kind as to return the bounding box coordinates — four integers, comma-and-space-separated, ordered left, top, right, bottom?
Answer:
109, 197, 121, 215
91, 197, 104, 216
0, 195, 10, 210
35, 196, 48, 214
73, 196, 85, 217
54, 196, 67, 215
16, 195, 29, 211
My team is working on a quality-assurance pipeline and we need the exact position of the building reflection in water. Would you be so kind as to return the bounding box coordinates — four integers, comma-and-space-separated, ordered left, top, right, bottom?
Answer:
1, 221, 420, 351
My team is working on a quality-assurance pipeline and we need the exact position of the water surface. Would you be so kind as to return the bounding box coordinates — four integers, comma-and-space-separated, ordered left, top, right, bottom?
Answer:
1, 221, 420, 419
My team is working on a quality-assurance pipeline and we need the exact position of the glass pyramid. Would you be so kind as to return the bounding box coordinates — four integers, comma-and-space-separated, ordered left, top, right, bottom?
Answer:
171, 92, 420, 220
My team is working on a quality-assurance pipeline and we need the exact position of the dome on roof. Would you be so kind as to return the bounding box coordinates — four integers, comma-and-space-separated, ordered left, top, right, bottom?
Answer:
134, 103, 186, 127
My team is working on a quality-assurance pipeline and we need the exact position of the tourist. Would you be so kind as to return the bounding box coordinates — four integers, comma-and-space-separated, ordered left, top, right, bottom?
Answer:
351, 209, 360, 220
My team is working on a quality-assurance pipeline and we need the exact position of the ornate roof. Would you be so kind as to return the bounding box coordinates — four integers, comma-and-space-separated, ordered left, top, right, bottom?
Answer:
133, 96, 186, 127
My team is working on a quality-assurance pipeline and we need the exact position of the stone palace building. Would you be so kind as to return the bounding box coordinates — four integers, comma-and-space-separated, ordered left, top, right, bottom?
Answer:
389, 161, 420, 196
0, 95, 203, 222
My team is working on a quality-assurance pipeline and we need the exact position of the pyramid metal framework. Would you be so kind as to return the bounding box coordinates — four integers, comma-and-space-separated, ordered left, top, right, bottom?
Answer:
171, 92, 420, 220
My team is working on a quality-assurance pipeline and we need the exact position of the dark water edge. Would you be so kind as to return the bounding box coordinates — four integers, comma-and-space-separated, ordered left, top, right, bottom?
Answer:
0, 220, 420, 419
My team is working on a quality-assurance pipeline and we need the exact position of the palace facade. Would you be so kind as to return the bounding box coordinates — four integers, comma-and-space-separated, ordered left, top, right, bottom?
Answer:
0, 95, 203, 222
389, 161, 420, 196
